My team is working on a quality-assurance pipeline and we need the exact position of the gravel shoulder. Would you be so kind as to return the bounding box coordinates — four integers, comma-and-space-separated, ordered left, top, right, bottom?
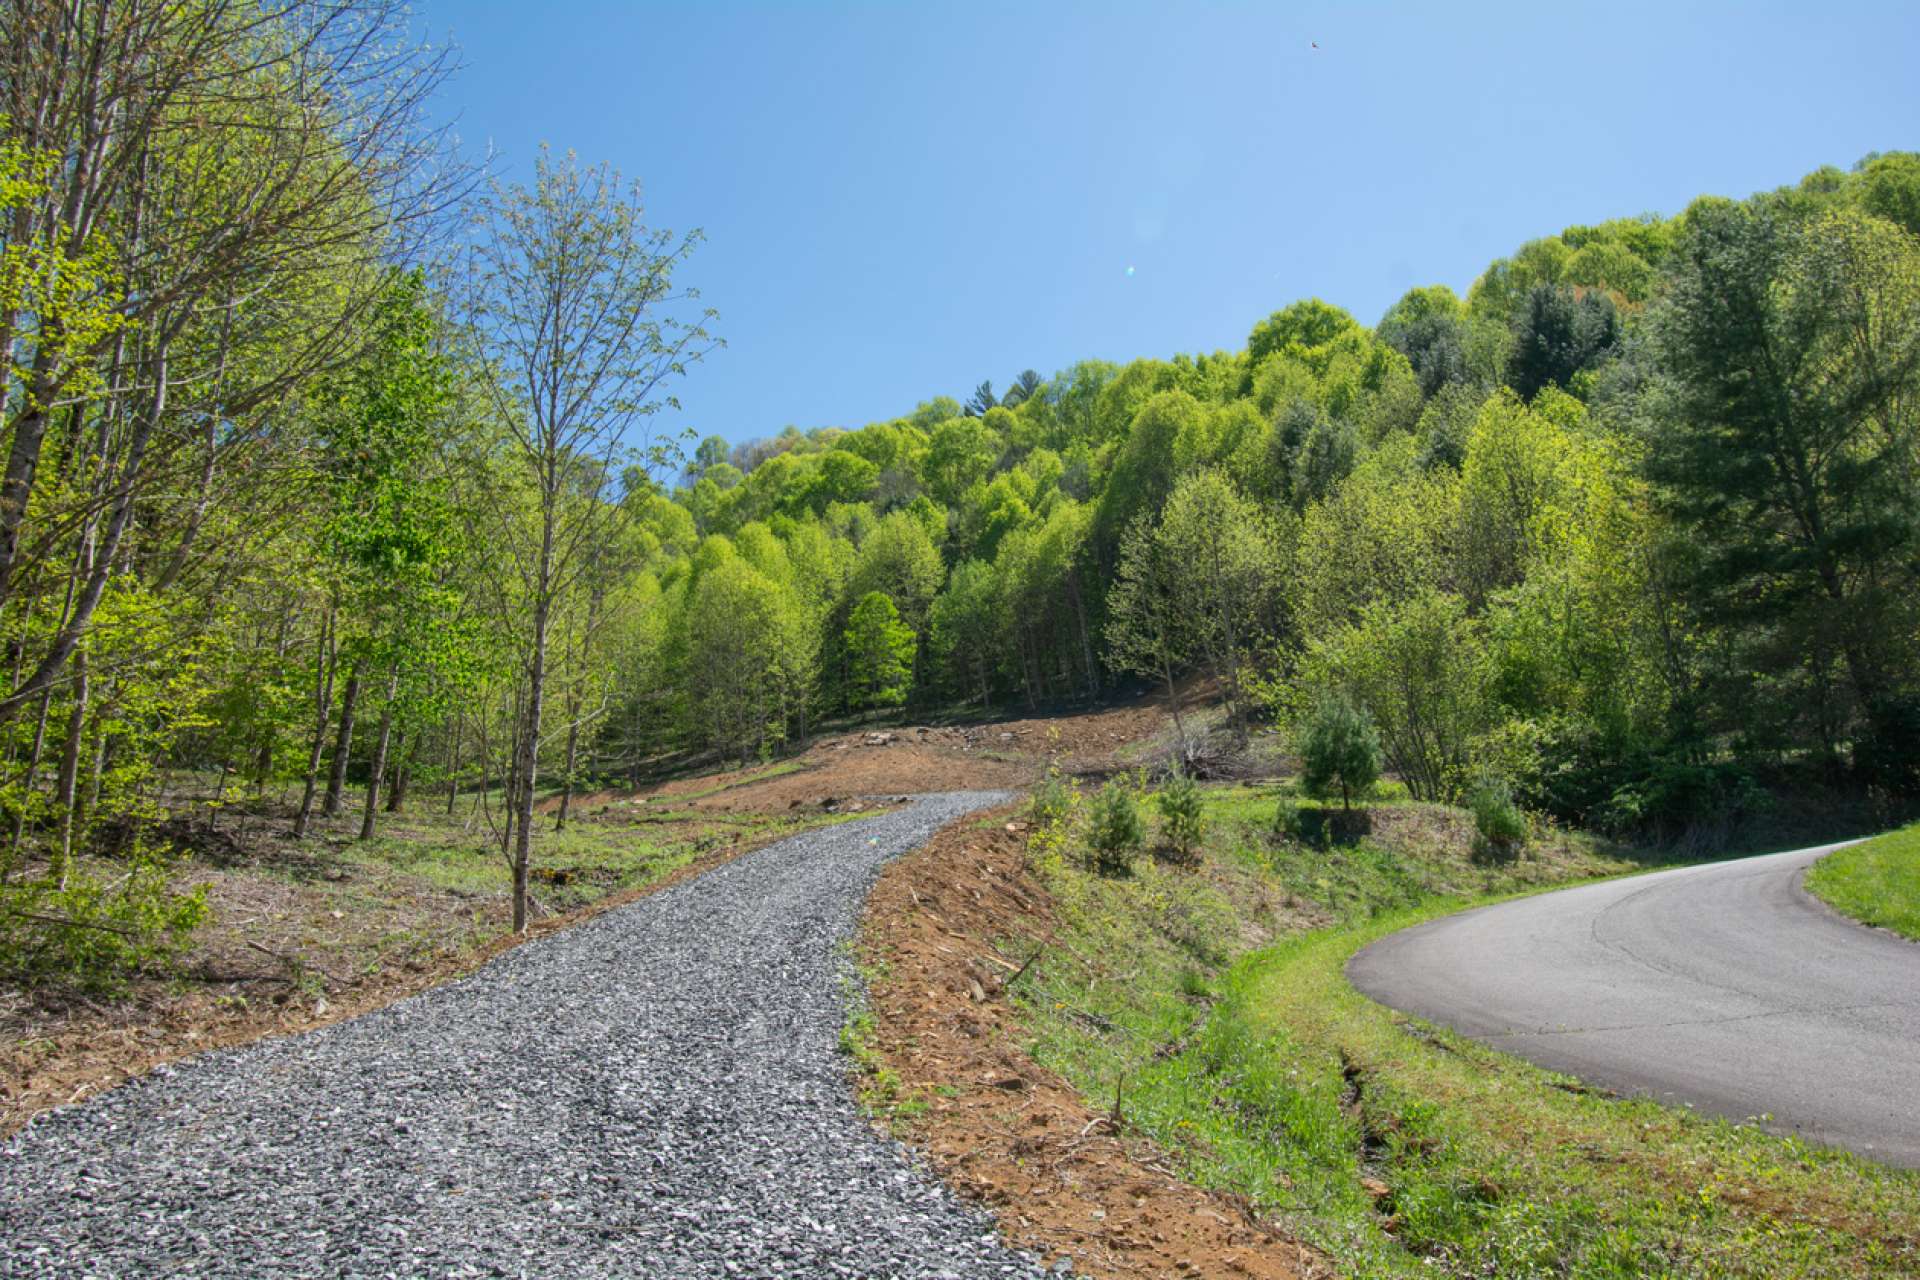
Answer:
1348, 842, 1920, 1167
2, 792, 1050, 1279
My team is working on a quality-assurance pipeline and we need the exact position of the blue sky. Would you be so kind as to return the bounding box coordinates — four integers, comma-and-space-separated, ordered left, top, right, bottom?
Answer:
420, 1, 1920, 445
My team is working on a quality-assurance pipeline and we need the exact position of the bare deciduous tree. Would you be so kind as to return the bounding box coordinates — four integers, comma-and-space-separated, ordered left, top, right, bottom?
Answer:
458, 147, 715, 931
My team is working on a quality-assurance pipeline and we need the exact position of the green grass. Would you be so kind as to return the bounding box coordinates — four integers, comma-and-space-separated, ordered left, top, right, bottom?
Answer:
232, 778, 850, 922
1014, 784, 1920, 1278
347, 804, 850, 912
646, 759, 806, 804
838, 945, 929, 1124
1806, 822, 1920, 940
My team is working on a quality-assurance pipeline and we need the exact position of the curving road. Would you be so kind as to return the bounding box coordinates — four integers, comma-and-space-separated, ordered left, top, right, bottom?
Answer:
1347, 842, 1920, 1168
1, 792, 1049, 1278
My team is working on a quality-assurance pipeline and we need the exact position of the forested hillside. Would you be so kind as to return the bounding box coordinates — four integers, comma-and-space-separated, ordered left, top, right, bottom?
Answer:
2, 2, 1916, 981
651, 153, 1920, 836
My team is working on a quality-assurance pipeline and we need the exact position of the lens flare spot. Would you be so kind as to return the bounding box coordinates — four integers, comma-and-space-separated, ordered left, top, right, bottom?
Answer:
1125, 264, 1136, 278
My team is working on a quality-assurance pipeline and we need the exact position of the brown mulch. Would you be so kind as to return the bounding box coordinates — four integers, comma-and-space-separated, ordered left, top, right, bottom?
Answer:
857, 807, 1329, 1280
0, 828, 783, 1138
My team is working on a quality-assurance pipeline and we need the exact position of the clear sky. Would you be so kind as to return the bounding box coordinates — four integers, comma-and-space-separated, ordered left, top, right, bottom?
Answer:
418, 1, 1920, 446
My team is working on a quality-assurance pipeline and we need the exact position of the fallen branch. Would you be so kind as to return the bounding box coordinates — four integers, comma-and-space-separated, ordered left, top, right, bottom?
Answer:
2, 909, 140, 937
992, 947, 1043, 998
245, 940, 350, 987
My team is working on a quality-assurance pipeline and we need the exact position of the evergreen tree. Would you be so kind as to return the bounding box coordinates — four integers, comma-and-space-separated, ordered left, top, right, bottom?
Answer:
1506, 284, 1620, 399
1298, 694, 1383, 811
1642, 200, 1920, 785
964, 380, 998, 417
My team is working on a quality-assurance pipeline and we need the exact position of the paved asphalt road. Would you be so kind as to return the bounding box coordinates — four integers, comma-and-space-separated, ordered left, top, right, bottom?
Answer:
1347, 842, 1920, 1168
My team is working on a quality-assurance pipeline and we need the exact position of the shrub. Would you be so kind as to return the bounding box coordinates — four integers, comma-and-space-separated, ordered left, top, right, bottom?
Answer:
1084, 782, 1144, 875
1468, 776, 1528, 861
1024, 769, 1079, 874
1029, 768, 1074, 830
0, 843, 209, 991
1304, 591, 1490, 803
1271, 795, 1305, 842
1154, 772, 1207, 866
1299, 693, 1383, 811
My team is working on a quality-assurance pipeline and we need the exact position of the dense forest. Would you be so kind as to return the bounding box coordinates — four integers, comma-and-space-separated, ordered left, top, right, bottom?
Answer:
1, 1, 1916, 978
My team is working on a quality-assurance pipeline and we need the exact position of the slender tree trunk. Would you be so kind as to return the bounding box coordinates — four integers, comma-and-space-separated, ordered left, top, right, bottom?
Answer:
50, 648, 88, 890
1067, 568, 1100, 699
1162, 655, 1189, 749
554, 716, 580, 831
387, 731, 415, 813
86, 729, 108, 816
9, 688, 53, 860
293, 610, 337, 837
358, 673, 399, 840
629, 697, 643, 790
11, 536, 83, 856
512, 532, 555, 933
253, 740, 274, 795
0, 347, 62, 608
209, 761, 230, 831
255, 605, 296, 792
323, 667, 361, 818
496, 705, 518, 865
445, 713, 461, 814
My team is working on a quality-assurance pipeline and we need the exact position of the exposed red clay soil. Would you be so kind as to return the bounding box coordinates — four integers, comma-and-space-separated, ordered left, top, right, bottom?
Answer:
607, 689, 1193, 816
856, 809, 1328, 1280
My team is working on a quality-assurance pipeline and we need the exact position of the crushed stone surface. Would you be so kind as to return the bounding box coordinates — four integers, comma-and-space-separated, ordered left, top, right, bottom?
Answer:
2, 792, 1058, 1279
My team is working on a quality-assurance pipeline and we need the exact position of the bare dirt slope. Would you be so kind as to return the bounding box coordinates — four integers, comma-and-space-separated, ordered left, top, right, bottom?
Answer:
631, 691, 1186, 815
855, 807, 1327, 1280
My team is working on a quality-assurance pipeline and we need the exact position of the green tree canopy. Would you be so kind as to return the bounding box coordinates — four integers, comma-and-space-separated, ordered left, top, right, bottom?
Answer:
1248, 299, 1361, 364
843, 592, 915, 711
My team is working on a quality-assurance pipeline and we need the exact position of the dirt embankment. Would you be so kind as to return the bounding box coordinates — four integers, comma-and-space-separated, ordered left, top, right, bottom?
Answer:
856, 811, 1328, 1280
624, 693, 1189, 815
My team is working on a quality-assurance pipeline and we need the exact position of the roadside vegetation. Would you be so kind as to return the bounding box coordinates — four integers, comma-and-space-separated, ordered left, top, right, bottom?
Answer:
1013, 777, 1920, 1278
3, 0, 1917, 1129
1807, 822, 1920, 941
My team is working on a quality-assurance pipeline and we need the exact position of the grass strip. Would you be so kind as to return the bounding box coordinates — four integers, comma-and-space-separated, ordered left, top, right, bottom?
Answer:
1806, 821, 1920, 941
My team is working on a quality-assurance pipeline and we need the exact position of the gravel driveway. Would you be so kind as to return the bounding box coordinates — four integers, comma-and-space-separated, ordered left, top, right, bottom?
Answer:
2, 792, 1052, 1278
